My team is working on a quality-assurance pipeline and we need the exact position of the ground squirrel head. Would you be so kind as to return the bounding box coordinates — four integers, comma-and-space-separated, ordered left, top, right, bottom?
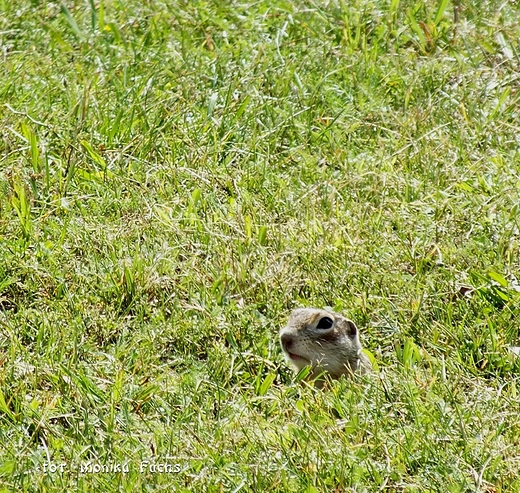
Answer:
279, 308, 372, 382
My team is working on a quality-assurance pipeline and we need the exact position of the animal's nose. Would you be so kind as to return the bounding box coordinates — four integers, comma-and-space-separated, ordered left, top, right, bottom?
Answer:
280, 332, 294, 351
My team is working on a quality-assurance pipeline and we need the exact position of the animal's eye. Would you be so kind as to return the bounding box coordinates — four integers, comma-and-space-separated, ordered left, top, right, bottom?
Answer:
316, 316, 333, 329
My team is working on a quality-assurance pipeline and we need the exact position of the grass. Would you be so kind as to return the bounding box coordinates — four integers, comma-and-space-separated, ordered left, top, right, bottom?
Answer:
1, 0, 520, 491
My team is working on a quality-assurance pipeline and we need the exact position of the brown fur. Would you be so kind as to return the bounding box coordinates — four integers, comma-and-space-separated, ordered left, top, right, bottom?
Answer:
279, 308, 372, 385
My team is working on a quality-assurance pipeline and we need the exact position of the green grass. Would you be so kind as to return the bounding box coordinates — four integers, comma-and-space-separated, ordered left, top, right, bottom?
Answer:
1, 0, 520, 491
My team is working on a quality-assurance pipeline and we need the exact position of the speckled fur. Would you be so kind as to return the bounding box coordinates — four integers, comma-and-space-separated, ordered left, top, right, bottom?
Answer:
279, 308, 371, 383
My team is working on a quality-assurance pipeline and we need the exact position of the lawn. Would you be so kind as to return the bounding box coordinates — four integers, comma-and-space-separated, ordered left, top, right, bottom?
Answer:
1, 0, 520, 491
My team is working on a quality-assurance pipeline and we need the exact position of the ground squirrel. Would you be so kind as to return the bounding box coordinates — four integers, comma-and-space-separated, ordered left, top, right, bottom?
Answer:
279, 308, 372, 384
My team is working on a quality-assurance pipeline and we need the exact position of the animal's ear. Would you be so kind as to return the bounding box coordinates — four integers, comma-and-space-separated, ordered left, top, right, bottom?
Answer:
316, 316, 334, 330
344, 319, 358, 337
